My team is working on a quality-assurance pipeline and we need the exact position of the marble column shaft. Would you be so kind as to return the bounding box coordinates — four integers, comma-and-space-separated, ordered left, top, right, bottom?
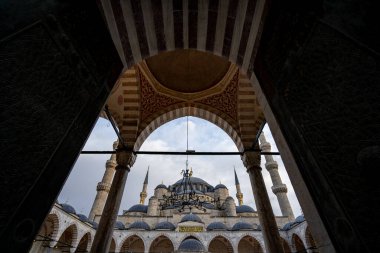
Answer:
243, 152, 284, 253
90, 149, 135, 253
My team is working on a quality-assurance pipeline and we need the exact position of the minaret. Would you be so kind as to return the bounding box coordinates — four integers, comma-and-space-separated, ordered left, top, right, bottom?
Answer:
259, 132, 295, 220
234, 168, 244, 206
139, 167, 149, 204
88, 140, 118, 221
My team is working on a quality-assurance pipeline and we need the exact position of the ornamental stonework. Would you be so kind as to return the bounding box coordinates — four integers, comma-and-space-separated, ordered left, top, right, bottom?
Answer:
195, 70, 239, 121
139, 69, 183, 122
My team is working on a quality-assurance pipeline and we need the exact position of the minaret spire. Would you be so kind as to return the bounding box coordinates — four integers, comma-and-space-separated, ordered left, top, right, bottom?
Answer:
234, 167, 244, 205
259, 132, 294, 220
139, 167, 149, 204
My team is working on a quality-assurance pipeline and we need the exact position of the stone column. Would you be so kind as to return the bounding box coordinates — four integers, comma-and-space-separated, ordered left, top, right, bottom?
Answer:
259, 133, 295, 220
88, 141, 118, 221
242, 152, 284, 253
90, 149, 136, 253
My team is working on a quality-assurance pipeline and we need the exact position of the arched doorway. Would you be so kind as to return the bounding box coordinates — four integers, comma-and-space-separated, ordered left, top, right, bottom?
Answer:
237, 235, 263, 253
75, 232, 91, 253
208, 235, 233, 253
292, 234, 307, 253
149, 235, 174, 253
120, 235, 145, 253
305, 226, 319, 252
56, 224, 77, 252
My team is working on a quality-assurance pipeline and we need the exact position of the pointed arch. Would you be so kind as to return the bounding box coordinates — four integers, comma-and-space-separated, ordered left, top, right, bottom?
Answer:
120, 234, 145, 253
237, 235, 263, 253
134, 106, 244, 152
208, 235, 233, 253
280, 236, 291, 253
75, 232, 91, 253
149, 235, 174, 253
292, 233, 307, 253
305, 226, 319, 252
55, 224, 78, 252
109, 237, 116, 253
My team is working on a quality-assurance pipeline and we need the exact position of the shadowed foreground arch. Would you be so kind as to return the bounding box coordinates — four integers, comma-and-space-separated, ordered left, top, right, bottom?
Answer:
2, 0, 377, 252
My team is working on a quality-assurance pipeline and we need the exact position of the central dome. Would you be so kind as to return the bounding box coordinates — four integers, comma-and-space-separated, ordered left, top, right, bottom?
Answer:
173, 177, 211, 186
146, 49, 231, 93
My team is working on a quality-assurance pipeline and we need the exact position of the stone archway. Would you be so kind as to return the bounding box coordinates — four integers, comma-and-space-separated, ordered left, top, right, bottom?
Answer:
293, 234, 307, 253
280, 237, 291, 253
56, 224, 78, 252
120, 235, 145, 253
75, 232, 91, 253
149, 235, 174, 253
208, 235, 233, 253
237, 235, 263, 253
305, 226, 319, 252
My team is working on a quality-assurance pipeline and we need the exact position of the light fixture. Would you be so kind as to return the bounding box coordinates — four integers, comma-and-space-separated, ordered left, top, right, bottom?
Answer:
161, 115, 208, 212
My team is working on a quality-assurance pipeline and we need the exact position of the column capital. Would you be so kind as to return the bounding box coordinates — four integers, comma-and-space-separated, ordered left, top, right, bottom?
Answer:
116, 149, 136, 168
242, 152, 261, 170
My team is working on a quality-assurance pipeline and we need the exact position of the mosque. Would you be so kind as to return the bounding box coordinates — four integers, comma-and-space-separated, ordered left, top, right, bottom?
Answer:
29, 135, 317, 253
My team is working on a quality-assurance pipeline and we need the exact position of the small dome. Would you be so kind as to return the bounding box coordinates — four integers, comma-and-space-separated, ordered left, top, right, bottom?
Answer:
155, 184, 168, 190
231, 222, 254, 231
155, 221, 176, 230
178, 238, 206, 252
214, 184, 227, 190
282, 222, 296, 231
236, 205, 256, 213
88, 221, 98, 229
180, 213, 203, 223
114, 221, 125, 230
60, 203, 76, 215
77, 214, 89, 223
207, 222, 227, 231
126, 204, 148, 213
202, 203, 215, 209
128, 221, 150, 230
295, 215, 305, 223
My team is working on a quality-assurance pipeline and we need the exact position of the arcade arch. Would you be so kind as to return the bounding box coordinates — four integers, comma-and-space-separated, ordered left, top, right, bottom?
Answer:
292, 234, 307, 253
75, 232, 91, 253
120, 235, 145, 253
208, 235, 233, 253
149, 235, 174, 253
56, 224, 78, 252
237, 235, 263, 253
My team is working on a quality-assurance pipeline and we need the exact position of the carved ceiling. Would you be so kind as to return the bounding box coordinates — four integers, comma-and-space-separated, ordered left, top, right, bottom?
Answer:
105, 50, 264, 151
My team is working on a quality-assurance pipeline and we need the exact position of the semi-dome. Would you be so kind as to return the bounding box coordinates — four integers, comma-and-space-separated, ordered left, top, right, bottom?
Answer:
295, 215, 305, 223
128, 221, 150, 230
126, 204, 148, 213
236, 205, 256, 213
206, 222, 227, 231
155, 221, 176, 230
114, 221, 125, 229
214, 184, 227, 190
60, 203, 76, 215
77, 214, 89, 223
180, 213, 203, 223
231, 222, 254, 231
155, 184, 168, 190
178, 238, 206, 252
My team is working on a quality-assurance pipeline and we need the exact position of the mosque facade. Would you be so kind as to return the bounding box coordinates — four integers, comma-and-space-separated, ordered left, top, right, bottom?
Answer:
29, 136, 318, 253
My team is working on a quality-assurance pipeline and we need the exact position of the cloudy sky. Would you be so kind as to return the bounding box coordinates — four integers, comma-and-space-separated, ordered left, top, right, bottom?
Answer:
58, 117, 302, 218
